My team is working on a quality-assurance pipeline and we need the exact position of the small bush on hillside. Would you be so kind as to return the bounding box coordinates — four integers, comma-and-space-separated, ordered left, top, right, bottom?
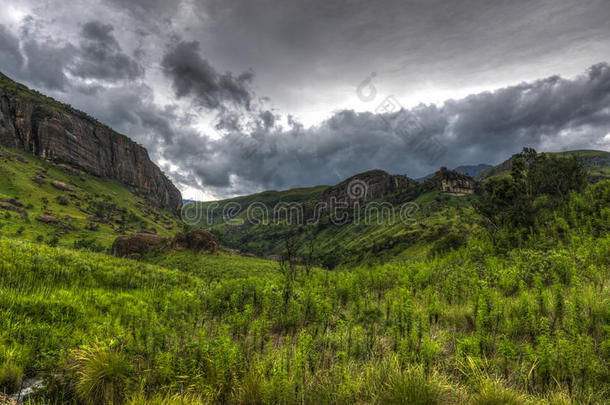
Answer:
74, 238, 104, 252
69, 345, 131, 405
47, 236, 60, 247
56, 195, 69, 206
430, 232, 466, 256
0, 355, 23, 395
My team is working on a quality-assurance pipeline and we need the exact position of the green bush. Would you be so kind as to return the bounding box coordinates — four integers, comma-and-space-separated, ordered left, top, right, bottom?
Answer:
430, 232, 467, 256
0, 351, 23, 395
69, 345, 131, 405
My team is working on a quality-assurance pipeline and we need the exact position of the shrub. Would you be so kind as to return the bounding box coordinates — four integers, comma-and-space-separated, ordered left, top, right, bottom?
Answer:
472, 383, 525, 405
74, 238, 104, 252
47, 236, 60, 247
430, 232, 466, 256
0, 358, 23, 395
69, 345, 131, 405
379, 365, 446, 405
56, 195, 69, 206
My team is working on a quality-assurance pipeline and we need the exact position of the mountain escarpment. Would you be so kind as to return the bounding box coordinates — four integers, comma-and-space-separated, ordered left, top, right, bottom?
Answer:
0, 74, 181, 211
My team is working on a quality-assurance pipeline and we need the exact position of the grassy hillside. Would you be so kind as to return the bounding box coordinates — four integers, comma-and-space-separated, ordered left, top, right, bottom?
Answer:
0, 146, 181, 250
0, 179, 608, 403
476, 149, 610, 182
195, 182, 479, 267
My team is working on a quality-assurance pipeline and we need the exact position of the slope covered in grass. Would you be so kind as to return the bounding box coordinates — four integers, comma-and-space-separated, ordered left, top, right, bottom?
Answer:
196, 185, 479, 267
0, 146, 181, 250
0, 180, 608, 403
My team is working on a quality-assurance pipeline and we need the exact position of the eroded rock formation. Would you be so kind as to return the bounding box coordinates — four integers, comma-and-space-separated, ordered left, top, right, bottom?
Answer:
111, 233, 167, 258
322, 169, 417, 206
0, 77, 182, 212
423, 167, 476, 195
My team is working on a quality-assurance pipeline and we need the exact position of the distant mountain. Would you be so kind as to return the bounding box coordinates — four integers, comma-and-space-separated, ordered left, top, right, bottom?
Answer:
0, 72, 182, 211
416, 163, 492, 182
195, 166, 479, 266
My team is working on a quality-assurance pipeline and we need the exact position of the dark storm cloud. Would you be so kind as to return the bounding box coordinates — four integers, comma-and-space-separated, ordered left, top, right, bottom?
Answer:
1, 0, 610, 199
21, 35, 76, 91
161, 64, 610, 197
0, 20, 142, 92
161, 40, 254, 110
188, 0, 610, 116
0, 25, 24, 77
69, 21, 143, 81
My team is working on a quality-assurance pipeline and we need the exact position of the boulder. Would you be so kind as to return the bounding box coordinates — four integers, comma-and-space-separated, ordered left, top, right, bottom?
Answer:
185, 229, 219, 254
14, 154, 28, 164
7, 198, 23, 207
50, 180, 74, 192
31, 176, 45, 184
111, 233, 167, 257
36, 215, 59, 223
172, 231, 188, 251
85, 223, 99, 231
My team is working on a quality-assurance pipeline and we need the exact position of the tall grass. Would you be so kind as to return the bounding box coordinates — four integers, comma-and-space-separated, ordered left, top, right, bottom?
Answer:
0, 180, 608, 403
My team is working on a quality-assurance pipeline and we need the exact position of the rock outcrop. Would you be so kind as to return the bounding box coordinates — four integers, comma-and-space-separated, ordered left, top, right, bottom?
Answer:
36, 215, 59, 223
183, 229, 219, 253
111, 233, 167, 258
0, 74, 182, 212
322, 169, 417, 206
50, 180, 74, 192
112, 229, 219, 258
421, 167, 477, 195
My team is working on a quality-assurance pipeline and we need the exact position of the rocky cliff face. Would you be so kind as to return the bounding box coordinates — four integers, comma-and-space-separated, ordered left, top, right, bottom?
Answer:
419, 167, 477, 195
322, 169, 417, 206
0, 86, 182, 212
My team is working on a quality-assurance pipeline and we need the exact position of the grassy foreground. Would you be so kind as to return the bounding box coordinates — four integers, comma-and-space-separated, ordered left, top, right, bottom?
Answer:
0, 181, 609, 404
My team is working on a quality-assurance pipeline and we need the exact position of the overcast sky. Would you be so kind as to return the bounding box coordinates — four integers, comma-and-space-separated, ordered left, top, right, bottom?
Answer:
1, 0, 609, 200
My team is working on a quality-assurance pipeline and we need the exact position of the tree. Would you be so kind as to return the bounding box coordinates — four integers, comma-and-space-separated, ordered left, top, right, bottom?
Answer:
475, 148, 587, 235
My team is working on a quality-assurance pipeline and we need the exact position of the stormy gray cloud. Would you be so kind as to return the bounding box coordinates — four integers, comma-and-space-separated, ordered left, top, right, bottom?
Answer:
69, 21, 143, 81
0, 0, 609, 199
162, 40, 254, 110
160, 64, 610, 197
0, 25, 23, 77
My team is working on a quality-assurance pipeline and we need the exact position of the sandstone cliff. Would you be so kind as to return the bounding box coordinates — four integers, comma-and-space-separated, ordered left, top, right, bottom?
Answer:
419, 167, 477, 195
322, 169, 418, 206
0, 74, 182, 211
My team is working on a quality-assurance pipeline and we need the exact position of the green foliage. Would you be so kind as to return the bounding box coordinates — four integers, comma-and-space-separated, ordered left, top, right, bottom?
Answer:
69, 344, 132, 405
430, 232, 466, 256
0, 349, 23, 395
73, 237, 105, 252
0, 168, 608, 402
475, 148, 587, 237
